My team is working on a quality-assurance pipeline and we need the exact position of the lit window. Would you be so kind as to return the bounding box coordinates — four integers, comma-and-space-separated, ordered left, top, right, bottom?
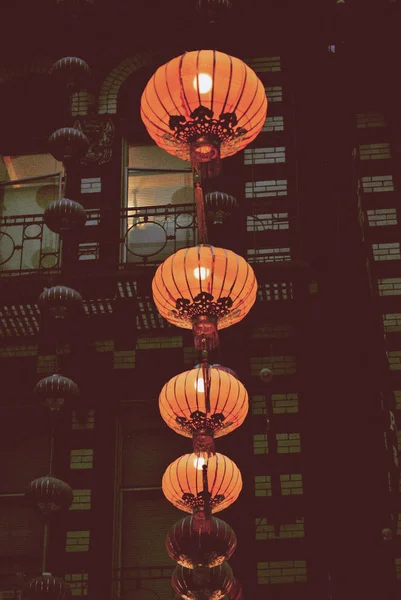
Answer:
257, 560, 307, 584
255, 475, 272, 497
280, 474, 303, 495
253, 434, 268, 455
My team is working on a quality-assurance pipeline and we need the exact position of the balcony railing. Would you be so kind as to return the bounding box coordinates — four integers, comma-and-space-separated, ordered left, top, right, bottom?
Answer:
0, 203, 197, 277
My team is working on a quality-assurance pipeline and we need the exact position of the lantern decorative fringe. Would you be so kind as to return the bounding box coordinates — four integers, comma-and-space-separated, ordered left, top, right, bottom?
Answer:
166, 513, 237, 569
205, 192, 238, 225
39, 286, 83, 320
172, 563, 234, 600
196, 0, 233, 23
44, 198, 86, 234
152, 245, 257, 350
35, 374, 79, 411
159, 365, 248, 438
27, 574, 71, 600
27, 476, 73, 515
49, 57, 90, 91
48, 127, 89, 163
162, 452, 242, 514
141, 50, 267, 178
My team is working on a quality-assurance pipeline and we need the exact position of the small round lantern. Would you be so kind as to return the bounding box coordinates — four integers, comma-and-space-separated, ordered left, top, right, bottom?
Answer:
38, 286, 83, 320
48, 127, 89, 163
196, 0, 233, 23
259, 367, 273, 383
141, 50, 267, 176
27, 476, 73, 515
159, 365, 248, 439
172, 563, 234, 600
50, 57, 90, 91
35, 374, 79, 411
152, 245, 257, 349
166, 513, 237, 568
162, 452, 242, 514
44, 198, 86, 234
27, 574, 71, 600
205, 192, 238, 225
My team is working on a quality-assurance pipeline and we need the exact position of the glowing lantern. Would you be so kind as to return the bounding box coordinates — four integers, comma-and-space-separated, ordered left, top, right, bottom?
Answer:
162, 452, 242, 514
27, 476, 73, 515
159, 365, 248, 440
141, 50, 267, 176
44, 198, 86, 234
152, 245, 257, 349
172, 563, 234, 600
166, 513, 237, 568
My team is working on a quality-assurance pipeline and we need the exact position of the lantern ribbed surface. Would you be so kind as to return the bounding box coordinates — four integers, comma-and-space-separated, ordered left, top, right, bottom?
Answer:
50, 57, 90, 90
27, 574, 71, 600
162, 452, 242, 514
205, 192, 238, 225
27, 475, 73, 514
166, 514, 237, 568
152, 245, 257, 332
159, 366, 248, 437
172, 563, 234, 600
141, 50, 267, 162
44, 198, 86, 234
39, 286, 83, 319
48, 127, 89, 162
35, 374, 79, 411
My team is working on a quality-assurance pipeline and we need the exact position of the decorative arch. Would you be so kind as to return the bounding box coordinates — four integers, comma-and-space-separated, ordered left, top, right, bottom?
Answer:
97, 52, 155, 115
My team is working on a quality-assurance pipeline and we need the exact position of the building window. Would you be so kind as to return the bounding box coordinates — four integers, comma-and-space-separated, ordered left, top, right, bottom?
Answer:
70, 489, 92, 511
64, 574, 88, 596
257, 560, 307, 584
255, 475, 272, 497
280, 474, 303, 495
361, 175, 394, 193
246, 57, 281, 72
252, 324, 293, 339
65, 530, 90, 552
253, 434, 269, 455
255, 517, 305, 540
247, 247, 291, 264
356, 112, 386, 129
394, 390, 401, 410
123, 145, 194, 264
70, 449, 94, 470
367, 208, 397, 227
372, 243, 400, 261
265, 86, 283, 103
359, 143, 391, 160
244, 147, 286, 165
247, 213, 289, 232
250, 356, 297, 377
378, 278, 401, 296
245, 179, 288, 198
383, 314, 401, 333
263, 116, 284, 132
272, 393, 298, 414
276, 433, 301, 454
258, 282, 293, 301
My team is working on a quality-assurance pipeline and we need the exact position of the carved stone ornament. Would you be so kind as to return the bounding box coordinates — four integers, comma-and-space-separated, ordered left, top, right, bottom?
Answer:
73, 117, 115, 165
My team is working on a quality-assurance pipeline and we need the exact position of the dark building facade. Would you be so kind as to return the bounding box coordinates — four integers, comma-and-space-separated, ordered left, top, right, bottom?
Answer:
0, 2, 401, 600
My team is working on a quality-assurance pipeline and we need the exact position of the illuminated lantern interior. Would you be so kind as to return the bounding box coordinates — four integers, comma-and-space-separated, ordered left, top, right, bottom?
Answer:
159, 365, 248, 438
152, 245, 257, 349
141, 50, 267, 175
162, 452, 242, 514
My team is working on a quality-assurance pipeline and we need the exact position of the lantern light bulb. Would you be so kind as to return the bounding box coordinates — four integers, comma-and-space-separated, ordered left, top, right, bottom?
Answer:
194, 456, 206, 470
193, 267, 210, 280
195, 377, 205, 393
193, 73, 213, 94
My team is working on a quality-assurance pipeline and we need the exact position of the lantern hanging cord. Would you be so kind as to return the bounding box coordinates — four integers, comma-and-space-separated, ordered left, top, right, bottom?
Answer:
200, 337, 211, 413
193, 169, 208, 244
201, 463, 212, 519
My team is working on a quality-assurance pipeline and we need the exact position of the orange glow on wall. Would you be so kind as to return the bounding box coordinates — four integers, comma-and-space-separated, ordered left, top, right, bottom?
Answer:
159, 365, 248, 438
141, 50, 267, 164
162, 452, 242, 514
152, 245, 257, 347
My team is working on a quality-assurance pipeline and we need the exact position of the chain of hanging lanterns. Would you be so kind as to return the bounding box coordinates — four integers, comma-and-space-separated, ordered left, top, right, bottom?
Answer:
23, 55, 90, 600
141, 46, 267, 600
